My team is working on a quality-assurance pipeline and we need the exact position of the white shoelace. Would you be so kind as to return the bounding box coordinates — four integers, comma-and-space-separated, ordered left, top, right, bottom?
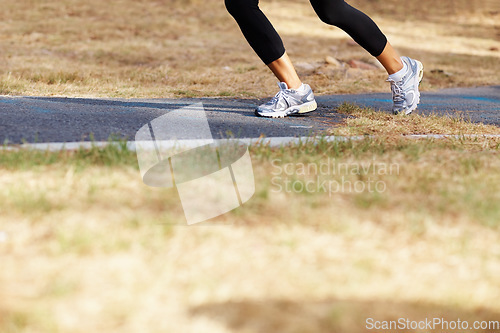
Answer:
388, 79, 404, 104
268, 88, 291, 107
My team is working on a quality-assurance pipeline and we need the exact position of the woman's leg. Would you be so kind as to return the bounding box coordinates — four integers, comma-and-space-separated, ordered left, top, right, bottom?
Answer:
225, 0, 422, 116
309, 0, 423, 114
309, 0, 390, 67
225, 0, 302, 89
376, 42, 404, 75
226, 0, 316, 118
267, 52, 302, 89
225, 0, 285, 66
225, 0, 402, 84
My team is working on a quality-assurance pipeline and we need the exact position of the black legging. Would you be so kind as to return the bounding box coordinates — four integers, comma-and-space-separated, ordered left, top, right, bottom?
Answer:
225, 0, 388, 65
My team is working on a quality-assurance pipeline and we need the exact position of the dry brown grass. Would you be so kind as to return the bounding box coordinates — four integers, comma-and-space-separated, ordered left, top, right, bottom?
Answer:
332, 102, 500, 136
1, 138, 500, 332
0, 0, 498, 98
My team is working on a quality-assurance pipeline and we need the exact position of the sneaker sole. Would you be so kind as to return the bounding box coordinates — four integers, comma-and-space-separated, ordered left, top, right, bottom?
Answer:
404, 60, 424, 115
256, 100, 317, 118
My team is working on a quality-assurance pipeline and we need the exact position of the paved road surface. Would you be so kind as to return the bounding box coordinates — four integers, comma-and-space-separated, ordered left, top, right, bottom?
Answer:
0, 86, 498, 144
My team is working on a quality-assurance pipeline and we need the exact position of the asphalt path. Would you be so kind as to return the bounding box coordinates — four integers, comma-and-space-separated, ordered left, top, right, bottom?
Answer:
0, 86, 498, 144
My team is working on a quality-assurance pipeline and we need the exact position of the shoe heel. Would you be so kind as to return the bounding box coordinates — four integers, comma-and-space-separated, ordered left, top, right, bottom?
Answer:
416, 61, 424, 82
299, 101, 317, 114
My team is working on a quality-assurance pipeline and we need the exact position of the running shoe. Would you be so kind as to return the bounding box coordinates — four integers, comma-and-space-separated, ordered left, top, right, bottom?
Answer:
387, 56, 424, 115
255, 82, 317, 118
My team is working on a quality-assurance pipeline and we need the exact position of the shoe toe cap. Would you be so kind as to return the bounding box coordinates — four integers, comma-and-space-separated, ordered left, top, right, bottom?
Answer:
256, 106, 269, 113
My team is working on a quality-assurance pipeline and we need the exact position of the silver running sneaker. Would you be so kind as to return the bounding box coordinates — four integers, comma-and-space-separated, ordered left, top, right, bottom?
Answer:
255, 82, 317, 118
387, 56, 424, 115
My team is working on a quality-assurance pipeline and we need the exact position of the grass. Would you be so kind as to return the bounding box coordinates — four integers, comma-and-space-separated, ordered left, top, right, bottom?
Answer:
332, 102, 500, 136
0, 0, 499, 331
0, 0, 499, 98
1, 133, 500, 332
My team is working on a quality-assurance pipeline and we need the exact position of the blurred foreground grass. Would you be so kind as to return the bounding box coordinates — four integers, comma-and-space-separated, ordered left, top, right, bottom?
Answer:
1, 110, 500, 331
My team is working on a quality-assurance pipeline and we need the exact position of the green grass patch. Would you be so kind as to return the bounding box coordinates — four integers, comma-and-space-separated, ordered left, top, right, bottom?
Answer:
1, 139, 138, 170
